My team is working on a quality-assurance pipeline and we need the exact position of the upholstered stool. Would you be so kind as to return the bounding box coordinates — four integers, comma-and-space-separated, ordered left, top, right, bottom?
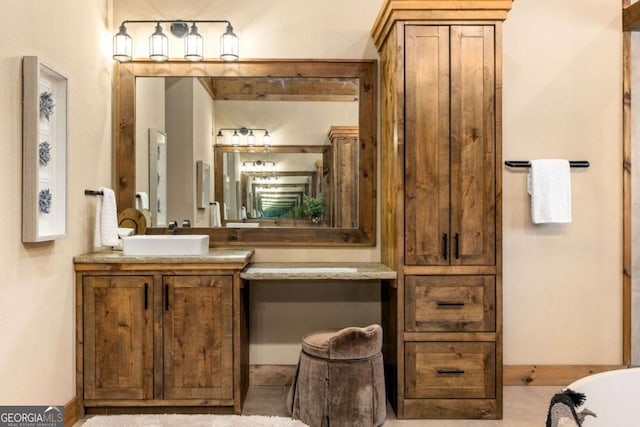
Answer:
286, 324, 386, 427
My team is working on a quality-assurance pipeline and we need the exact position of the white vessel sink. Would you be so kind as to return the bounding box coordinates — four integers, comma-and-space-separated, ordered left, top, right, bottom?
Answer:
122, 235, 209, 256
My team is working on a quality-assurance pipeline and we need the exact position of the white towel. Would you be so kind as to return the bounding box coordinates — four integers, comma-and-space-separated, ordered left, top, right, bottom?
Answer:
135, 191, 149, 210
527, 159, 572, 224
210, 201, 222, 227
94, 187, 119, 248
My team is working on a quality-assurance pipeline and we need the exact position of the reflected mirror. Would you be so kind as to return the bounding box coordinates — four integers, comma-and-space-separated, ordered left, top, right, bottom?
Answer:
115, 60, 376, 246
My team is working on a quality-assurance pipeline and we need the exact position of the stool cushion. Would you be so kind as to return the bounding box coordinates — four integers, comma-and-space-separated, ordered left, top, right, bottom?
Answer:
301, 324, 382, 360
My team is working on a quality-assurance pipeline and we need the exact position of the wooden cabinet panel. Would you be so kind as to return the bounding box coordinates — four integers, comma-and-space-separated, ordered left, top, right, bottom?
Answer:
163, 275, 233, 400
328, 127, 359, 228
405, 25, 450, 266
405, 342, 495, 399
404, 25, 496, 267
405, 276, 495, 332
450, 26, 496, 266
83, 275, 153, 400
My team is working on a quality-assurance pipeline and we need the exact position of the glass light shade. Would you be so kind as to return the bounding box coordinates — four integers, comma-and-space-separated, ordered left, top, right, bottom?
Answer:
231, 130, 240, 146
216, 130, 225, 146
247, 130, 256, 146
185, 23, 203, 61
220, 24, 239, 61
113, 25, 132, 62
263, 131, 272, 147
149, 23, 168, 62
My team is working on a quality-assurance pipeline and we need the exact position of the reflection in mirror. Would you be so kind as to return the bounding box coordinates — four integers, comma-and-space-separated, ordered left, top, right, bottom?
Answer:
218, 147, 326, 226
116, 60, 376, 246
136, 76, 359, 228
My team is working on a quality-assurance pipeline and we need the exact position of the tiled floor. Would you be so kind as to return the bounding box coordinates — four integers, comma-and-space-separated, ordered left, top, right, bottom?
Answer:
75, 385, 559, 426
243, 385, 559, 426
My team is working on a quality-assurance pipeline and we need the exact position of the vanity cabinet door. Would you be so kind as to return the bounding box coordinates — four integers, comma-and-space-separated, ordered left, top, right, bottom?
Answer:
163, 275, 233, 400
83, 275, 153, 400
449, 25, 496, 267
404, 25, 451, 266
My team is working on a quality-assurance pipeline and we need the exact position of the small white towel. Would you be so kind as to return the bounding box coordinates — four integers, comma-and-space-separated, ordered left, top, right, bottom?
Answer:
210, 201, 222, 227
527, 159, 572, 224
94, 187, 119, 248
135, 191, 149, 210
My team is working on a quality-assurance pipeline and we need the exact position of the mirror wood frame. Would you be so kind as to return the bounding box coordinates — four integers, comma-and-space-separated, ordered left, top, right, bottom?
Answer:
114, 59, 376, 246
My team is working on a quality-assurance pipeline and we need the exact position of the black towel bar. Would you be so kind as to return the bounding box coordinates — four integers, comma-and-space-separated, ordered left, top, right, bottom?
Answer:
84, 190, 104, 196
504, 160, 590, 168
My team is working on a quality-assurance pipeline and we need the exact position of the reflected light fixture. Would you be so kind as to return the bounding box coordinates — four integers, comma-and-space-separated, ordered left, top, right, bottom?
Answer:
112, 19, 238, 62
216, 127, 273, 148
241, 160, 277, 173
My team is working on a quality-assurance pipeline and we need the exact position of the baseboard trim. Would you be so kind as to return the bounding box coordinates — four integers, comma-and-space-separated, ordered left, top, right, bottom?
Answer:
503, 364, 625, 386
250, 364, 627, 387
64, 395, 83, 427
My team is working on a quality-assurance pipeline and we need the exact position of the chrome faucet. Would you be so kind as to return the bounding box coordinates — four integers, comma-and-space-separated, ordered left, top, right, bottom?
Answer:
168, 221, 178, 234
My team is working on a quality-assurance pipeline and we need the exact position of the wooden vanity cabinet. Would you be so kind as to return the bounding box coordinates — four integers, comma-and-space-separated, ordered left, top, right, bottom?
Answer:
75, 254, 252, 414
372, 0, 513, 420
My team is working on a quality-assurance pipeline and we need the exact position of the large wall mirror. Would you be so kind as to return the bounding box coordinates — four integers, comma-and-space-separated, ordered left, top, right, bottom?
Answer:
114, 60, 376, 246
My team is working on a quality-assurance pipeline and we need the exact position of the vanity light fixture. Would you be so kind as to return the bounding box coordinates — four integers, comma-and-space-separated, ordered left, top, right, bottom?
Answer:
149, 23, 168, 61
112, 19, 238, 62
216, 127, 273, 148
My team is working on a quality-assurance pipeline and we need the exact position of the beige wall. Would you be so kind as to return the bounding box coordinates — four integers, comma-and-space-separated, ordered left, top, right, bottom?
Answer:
192, 79, 214, 227
503, 0, 622, 363
135, 78, 165, 199
0, 0, 113, 404
0, 0, 624, 406
164, 78, 213, 226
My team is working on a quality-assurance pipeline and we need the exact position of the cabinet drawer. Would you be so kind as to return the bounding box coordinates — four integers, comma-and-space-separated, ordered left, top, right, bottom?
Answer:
405, 275, 495, 332
405, 341, 495, 399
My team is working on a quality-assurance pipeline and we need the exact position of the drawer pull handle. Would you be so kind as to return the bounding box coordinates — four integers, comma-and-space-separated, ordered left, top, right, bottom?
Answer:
144, 283, 148, 310
437, 368, 465, 375
436, 301, 465, 308
455, 233, 460, 259
165, 284, 169, 311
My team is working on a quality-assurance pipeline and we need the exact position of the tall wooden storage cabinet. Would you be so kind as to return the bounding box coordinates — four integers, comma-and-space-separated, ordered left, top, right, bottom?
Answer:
372, 0, 513, 419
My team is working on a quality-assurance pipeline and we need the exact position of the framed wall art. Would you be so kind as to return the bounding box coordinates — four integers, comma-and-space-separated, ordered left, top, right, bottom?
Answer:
22, 56, 67, 242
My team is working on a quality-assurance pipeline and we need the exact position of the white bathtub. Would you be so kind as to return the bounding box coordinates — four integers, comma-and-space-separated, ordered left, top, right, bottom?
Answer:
566, 367, 640, 426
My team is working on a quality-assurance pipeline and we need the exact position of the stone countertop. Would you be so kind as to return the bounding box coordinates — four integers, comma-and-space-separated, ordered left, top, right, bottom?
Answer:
74, 248, 255, 265
240, 262, 397, 280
